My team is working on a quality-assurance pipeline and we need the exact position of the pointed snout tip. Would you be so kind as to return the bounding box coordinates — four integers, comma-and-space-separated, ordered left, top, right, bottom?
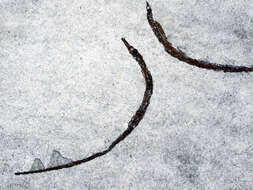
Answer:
121, 38, 131, 48
121, 37, 127, 45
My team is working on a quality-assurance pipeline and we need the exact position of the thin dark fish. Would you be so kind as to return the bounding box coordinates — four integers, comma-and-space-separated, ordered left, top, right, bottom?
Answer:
146, 1, 253, 72
15, 38, 153, 175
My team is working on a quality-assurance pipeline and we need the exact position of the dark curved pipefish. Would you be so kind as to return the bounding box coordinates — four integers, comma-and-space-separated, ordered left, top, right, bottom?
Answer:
15, 38, 153, 175
146, 1, 253, 72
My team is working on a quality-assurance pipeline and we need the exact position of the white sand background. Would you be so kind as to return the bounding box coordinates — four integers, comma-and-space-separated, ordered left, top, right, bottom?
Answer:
0, 0, 253, 189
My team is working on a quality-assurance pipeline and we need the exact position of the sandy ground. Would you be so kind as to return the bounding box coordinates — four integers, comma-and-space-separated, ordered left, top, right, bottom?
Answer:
0, 0, 253, 189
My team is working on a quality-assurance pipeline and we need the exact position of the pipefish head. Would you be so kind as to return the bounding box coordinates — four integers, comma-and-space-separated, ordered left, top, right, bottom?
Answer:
121, 38, 138, 56
146, 1, 151, 11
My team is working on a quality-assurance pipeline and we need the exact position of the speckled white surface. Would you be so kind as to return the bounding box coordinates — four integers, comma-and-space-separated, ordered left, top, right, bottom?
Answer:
0, 0, 253, 189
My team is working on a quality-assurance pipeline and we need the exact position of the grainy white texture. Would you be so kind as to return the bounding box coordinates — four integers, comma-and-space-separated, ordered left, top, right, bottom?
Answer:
0, 0, 253, 189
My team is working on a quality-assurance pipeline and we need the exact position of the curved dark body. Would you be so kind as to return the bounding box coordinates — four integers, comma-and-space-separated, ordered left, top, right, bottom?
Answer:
15, 38, 153, 175
146, 1, 253, 72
